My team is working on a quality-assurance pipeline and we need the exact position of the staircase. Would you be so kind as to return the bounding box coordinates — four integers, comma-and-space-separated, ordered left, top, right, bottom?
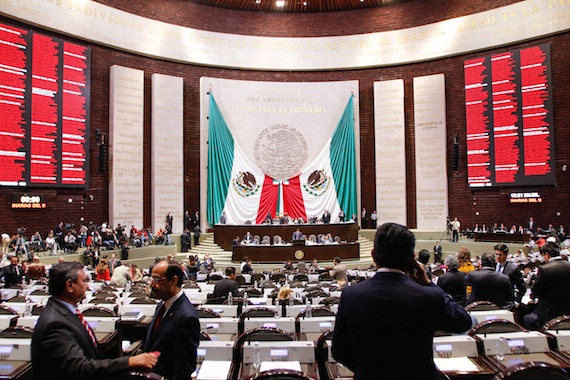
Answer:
181, 233, 375, 271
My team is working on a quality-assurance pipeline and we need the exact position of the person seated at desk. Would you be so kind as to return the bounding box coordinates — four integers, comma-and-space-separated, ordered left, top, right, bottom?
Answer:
0, 255, 24, 287
241, 231, 253, 245
263, 213, 273, 224
210, 267, 239, 303
292, 228, 304, 241
309, 259, 321, 273
242, 259, 253, 274
284, 260, 294, 271
31, 262, 157, 379
95, 258, 111, 281
27, 255, 46, 281
232, 235, 241, 246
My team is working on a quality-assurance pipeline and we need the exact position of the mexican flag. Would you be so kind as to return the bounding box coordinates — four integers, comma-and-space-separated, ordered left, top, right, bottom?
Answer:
206, 93, 356, 226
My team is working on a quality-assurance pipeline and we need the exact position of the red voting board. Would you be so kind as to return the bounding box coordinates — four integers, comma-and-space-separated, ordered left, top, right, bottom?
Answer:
464, 43, 555, 188
0, 22, 90, 187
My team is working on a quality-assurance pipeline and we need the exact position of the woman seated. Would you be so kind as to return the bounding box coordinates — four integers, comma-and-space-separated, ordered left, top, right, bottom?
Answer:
95, 258, 111, 281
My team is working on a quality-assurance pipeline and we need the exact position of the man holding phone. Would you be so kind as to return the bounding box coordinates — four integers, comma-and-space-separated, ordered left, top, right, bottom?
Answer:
332, 222, 474, 380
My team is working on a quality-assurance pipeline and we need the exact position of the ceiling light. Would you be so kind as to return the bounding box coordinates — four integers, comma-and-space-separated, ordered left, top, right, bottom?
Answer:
256, 0, 261, 3
276, 0, 285, 7
302, 1, 307, 5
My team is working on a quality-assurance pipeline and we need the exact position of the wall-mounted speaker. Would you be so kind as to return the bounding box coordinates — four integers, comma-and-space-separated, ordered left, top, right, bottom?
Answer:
452, 133, 459, 171
99, 143, 108, 173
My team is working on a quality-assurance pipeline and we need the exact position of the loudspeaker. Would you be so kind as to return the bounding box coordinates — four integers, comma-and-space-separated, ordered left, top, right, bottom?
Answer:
452, 134, 459, 171
99, 143, 108, 173
452, 143, 459, 171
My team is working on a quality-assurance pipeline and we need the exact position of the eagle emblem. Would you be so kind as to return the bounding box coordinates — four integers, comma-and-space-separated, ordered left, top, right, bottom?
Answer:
232, 171, 260, 197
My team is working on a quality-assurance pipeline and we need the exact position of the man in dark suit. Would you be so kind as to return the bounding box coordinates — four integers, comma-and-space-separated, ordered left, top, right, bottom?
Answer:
211, 266, 240, 302
144, 259, 200, 380
332, 223, 473, 380
523, 242, 570, 330
494, 243, 527, 303
31, 262, 157, 380
1, 255, 24, 287
433, 241, 443, 263
464, 252, 514, 310
437, 255, 467, 305
322, 209, 331, 223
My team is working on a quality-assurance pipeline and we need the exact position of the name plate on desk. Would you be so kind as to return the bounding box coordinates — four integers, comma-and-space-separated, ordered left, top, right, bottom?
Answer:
0, 338, 31, 361
196, 360, 232, 380
299, 317, 335, 333
84, 317, 119, 333
477, 331, 549, 355
433, 336, 478, 358
200, 318, 239, 335
470, 310, 515, 324
243, 341, 315, 363
243, 317, 296, 334
196, 341, 234, 363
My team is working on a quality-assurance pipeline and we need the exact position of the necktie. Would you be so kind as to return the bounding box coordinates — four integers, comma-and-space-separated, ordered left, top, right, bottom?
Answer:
76, 310, 98, 347
497, 265, 503, 273
153, 303, 166, 332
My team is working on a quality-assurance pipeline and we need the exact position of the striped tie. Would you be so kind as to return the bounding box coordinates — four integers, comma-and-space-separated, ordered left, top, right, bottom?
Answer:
76, 310, 98, 347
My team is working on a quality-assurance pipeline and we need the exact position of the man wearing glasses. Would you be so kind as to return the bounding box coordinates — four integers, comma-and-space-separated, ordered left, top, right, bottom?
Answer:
144, 259, 200, 380
494, 243, 526, 303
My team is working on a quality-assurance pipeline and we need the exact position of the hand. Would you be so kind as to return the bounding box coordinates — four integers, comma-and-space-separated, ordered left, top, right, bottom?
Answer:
128, 353, 158, 369
408, 258, 430, 286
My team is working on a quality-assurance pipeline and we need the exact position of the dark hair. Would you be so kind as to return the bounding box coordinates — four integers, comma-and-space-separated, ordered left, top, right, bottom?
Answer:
48, 262, 84, 297
481, 252, 496, 268
540, 241, 560, 257
333, 256, 341, 264
418, 249, 430, 265
373, 223, 415, 270
225, 266, 236, 276
494, 243, 509, 254
158, 259, 184, 287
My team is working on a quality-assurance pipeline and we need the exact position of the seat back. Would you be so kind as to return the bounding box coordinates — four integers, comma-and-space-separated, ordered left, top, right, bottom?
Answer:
0, 326, 33, 338
465, 301, 501, 311
196, 308, 221, 319
0, 305, 18, 315
235, 275, 246, 286
239, 307, 277, 334
251, 369, 316, 380
468, 319, 526, 336
130, 298, 159, 305
231, 327, 294, 380
316, 330, 334, 380
82, 306, 119, 317
296, 307, 335, 320
542, 315, 570, 332
492, 361, 570, 380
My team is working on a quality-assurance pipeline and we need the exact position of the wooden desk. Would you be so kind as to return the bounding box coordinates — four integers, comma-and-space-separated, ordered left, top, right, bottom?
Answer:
473, 232, 530, 244
232, 243, 360, 262
0, 362, 31, 380
118, 316, 152, 345
215, 222, 358, 251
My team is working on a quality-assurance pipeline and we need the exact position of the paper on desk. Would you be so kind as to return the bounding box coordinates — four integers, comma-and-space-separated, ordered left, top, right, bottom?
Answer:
260, 361, 302, 373
434, 357, 479, 372
196, 360, 232, 380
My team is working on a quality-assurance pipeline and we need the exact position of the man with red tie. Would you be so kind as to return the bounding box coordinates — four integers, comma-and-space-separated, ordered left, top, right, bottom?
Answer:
31, 262, 157, 380
144, 259, 200, 380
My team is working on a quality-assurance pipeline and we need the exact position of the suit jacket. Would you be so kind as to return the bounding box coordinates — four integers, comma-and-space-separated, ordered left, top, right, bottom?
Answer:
464, 268, 514, 310
31, 298, 129, 380
1, 264, 24, 287
500, 260, 527, 303
437, 269, 467, 305
211, 278, 239, 302
329, 264, 348, 286
332, 272, 472, 380
144, 293, 200, 380
531, 258, 570, 325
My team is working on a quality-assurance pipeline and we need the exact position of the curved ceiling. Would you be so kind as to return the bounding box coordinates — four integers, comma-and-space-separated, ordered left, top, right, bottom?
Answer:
187, 0, 412, 13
